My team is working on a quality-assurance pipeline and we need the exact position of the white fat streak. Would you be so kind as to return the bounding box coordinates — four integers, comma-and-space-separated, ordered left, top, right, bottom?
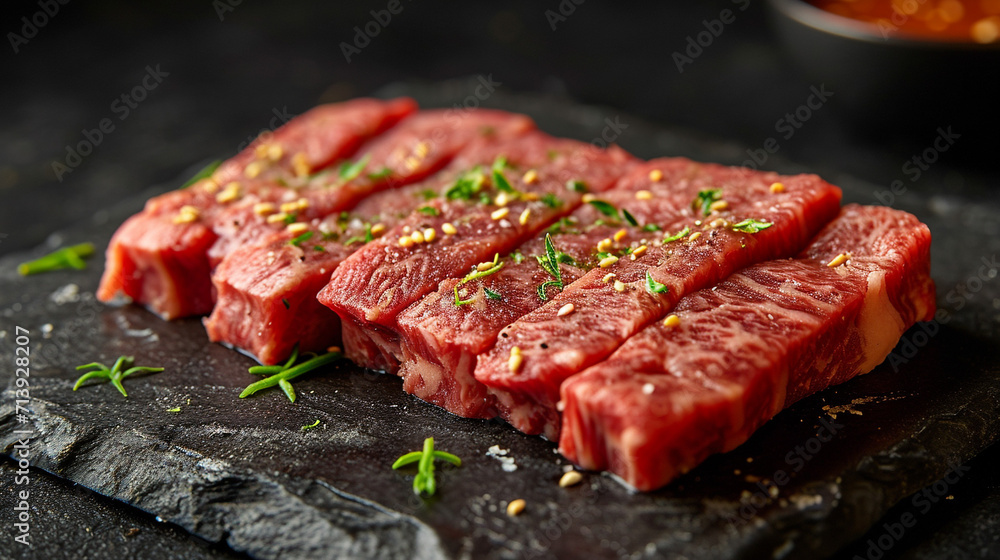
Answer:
856, 270, 905, 374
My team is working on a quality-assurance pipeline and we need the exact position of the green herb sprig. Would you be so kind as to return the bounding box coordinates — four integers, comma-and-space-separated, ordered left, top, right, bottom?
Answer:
731, 218, 773, 233
663, 226, 691, 244
694, 189, 722, 216
181, 160, 222, 188
646, 271, 669, 294
289, 231, 314, 247
339, 153, 371, 182
536, 234, 576, 300
301, 419, 322, 431
240, 346, 342, 402
454, 253, 505, 306
73, 356, 164, 397
18, 243, 95, 276
392, 437, 462, 496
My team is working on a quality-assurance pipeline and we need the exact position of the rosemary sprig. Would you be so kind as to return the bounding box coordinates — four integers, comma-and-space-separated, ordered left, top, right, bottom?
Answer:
694, 189, 722, 216
536, 233, 575, 300
73, 356, 164, 397
454, 253, 504, 306
18, 243, 95, 276
181, 160, 222, 188
240, 346, 343, 402
392, 437, 462, 496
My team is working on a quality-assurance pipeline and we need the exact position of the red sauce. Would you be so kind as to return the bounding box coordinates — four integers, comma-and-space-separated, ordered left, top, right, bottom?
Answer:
808, 0, 1000, 42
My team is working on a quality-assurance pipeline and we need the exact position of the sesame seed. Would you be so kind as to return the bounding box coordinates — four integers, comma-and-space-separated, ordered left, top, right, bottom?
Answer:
202, 179, 219, 193
770, 182, 785, 193
423, 228, 436, 243
556, 400, 565, 412
292, 153, 310, 177
286, 223, 308, 235
414, 141, 430, 158
491, 207, 510, 220
635, 190, 653, 200
557, 303, 575, 317
506, 499, 526, 517
254, 202, 276, 216
494, 192, 511, 207
370, 223, 386, 236
172, 206, 199, 224
216, 182, 242, 203
710, 218, 728, 228
827, 253, 851, 267
521, 192, 540, 202
642, 383, 654, 395
244, 161, 264, 179
519, 208, 531, 226
267, 212, 289, 224
410, 230, 425, 244
614, 229, 628, 242
648, 169, 663, 182
582, 194, 597, 203
442, 222, 457, 235
522, 169, 538, 184
597, 238, 613, 252
404, 156, 421, 171
709, 200, 728, 212
267, 144, 284, 162
254, 144, 270, 158
663, 314, 681, 328
559, 471, 583, 487
688, 231, 702, 242
630, 245, 648, 260
477, 260, 496, 272
327, 345, 342, 354
508, 346, 523, 373
280, 201, 300, 213
599, 255, 619, 268
602, 273, 616, 283
398, 236, 414, 248
614, 280, 626, 292
403, 226, 411, 233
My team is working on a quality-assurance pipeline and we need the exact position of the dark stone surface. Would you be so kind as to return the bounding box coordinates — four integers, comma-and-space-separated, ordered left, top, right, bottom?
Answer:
1, 88, 999, 559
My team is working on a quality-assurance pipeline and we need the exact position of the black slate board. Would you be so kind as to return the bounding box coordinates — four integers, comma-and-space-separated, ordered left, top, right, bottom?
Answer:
2, 83, 1000, 560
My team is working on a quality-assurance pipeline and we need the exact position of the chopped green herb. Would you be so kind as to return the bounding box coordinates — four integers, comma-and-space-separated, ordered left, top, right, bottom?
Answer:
241, 346, 343, 402
343, 223, 374, 245
511, 251, 525, 264
536, 234, 569, 300
694, 189, 722, 216
392, 437, 462, 496
646, 271, 669, 294
492, 156, 508, 173
313, 245, 325, 252
623, 209, 639, 227
289, 231, 314, 247
484, 287, 503, 301
73, 356, 164, 398
418, 206, 440, 216
419, 189, 438, 200
547, 149, 560, 161
181, 160, 222, 188
588, 199, 618, 218
301, 419, 322, 431
321, 231, 339, 241
454, 253, 505, 306
368, 167, 392, 180
339, 153, 371, 181
283, 213, 297, 225
731, 218, 773, 233
18, 243, 95, 276
167, 407, 181, 413
642, 223, 662, 232
445, 168, 487, 201
663, 226, 691, 243
566, 179, 588, 193
540, 194, 562, 208
282, 298, 290, 309
546, 217, 578, 234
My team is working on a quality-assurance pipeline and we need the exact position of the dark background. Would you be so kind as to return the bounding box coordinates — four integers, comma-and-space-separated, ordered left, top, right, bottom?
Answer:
1, 1, 997, 559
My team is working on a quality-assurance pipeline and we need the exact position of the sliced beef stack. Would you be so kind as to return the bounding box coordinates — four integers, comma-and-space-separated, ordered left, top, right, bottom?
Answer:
99, 98, 936, 491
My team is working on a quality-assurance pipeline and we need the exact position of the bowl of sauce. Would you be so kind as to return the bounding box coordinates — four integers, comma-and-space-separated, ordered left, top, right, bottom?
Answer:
767, 0, 999, 143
